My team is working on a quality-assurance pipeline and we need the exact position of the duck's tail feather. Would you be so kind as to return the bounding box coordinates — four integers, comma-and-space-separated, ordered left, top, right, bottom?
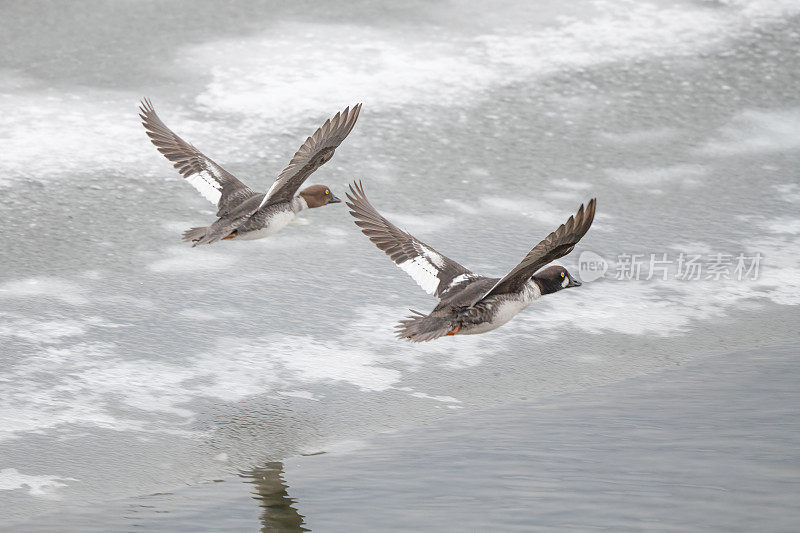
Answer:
182, 223, 238, 246
394, 309, 457, 342
182, 226, 209, 246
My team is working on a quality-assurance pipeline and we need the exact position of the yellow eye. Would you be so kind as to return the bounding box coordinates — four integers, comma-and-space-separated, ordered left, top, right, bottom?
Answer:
561, 272, 565, 278
325, 189, 330, 195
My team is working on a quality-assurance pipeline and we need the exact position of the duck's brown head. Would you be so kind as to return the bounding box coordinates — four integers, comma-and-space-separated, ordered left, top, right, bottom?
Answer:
299, 184, 341, 208
532, 265, 581, 295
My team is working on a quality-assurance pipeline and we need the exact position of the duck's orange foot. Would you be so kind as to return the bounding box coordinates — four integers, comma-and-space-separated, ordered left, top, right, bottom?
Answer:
222, 232, 237, 240
446, 323, 461, 336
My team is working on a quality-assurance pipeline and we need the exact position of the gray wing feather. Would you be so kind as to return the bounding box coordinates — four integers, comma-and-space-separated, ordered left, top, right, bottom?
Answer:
261, 104, 362, 207
139, 99, 257, 216
477, 198, 597, 302
346, 180, 475, 298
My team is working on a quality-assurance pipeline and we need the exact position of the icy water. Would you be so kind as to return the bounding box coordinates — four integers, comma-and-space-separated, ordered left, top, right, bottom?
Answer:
1, 0, 800, 529
10, 343, 800, 532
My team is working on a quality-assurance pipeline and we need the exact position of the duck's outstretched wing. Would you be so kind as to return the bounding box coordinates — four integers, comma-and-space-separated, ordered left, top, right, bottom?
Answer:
259, 104, 361, 208
139, 99, 256, 216
346, 181, 477, 298
476, 198, 597, 303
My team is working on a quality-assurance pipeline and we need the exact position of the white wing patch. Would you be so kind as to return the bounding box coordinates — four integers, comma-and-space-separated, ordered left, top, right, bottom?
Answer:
185, 170, 222, 205
397, 256, 442, 295
259, 180, 281, 209
423, 248, 446, 268
447, 273, 474, 291
394, 244, 456, 295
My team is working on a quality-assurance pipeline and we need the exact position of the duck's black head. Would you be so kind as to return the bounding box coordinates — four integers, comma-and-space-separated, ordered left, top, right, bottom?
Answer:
532, 265, 581, 295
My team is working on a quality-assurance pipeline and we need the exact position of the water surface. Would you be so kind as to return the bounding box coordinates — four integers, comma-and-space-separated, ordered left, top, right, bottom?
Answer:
1, 0, 799, 527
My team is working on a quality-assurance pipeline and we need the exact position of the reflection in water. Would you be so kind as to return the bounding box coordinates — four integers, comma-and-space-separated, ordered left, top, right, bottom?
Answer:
243, 462, 309, 532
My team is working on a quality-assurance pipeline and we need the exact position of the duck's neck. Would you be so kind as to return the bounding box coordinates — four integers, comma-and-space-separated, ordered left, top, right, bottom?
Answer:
290, 195, 309, 213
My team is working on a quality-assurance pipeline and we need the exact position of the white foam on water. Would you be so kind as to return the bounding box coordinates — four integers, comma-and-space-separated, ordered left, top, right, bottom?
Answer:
146, 246, 240, 273
548, 178, 594, 191
542, 189, 592, 202
184, 1, 798, 122
320, 226, 348, 238
717, 0, 800, 16
666, 241, 716, 255
763, 218, 800, 234
0, 277, 89, 306
1, 2, 794, 189
409, 392, 462, 404
0, 302, 496, 441
0, 92, 145, 181
0, 90, 258, 188
0, 340, 201, 442
698, 108, 800, 156
482, 196, 569, 225
188, 28, 495, 116
0, 469, 77, 500
201, 335, 400, 396
444, 193, 598, 224
774, 183, 800, 203
520, 281, 708, 337
599, 127, 681, 145
748, 234, 800, 306
442, 199, 480, 215
0, 315, 91, 344
226, 226, 349, 253
378, 211, 455, 236
310, 438, 372, 457
604, 164, 708, 186
2, 235, 796, 445
160, 220, 201, 234
514, 231, 800, 337
178, 307, 241, 321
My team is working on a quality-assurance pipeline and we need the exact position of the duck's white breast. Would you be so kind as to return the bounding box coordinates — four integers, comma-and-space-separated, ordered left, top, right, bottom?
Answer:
461, 281, 542, 335
236, 210, 296, 240
461, 299, 531, 334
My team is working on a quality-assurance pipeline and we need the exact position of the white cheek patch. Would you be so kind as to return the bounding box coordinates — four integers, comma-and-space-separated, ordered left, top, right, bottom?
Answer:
561, 276, 570, 288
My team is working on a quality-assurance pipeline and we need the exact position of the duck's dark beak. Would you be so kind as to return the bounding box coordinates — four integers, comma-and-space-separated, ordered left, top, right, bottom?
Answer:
567, 277, 582, 288
329, 195, 342, 204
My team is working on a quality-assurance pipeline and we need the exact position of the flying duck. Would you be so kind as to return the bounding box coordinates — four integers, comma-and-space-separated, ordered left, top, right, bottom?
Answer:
346, 181, 596, 342
139, 100, 361, 245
